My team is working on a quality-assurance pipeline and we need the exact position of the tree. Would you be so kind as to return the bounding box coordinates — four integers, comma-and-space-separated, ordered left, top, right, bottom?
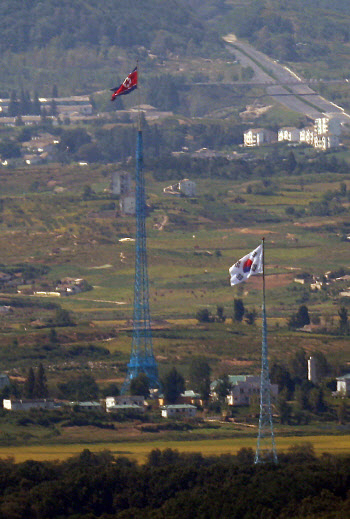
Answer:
59, 128, 91, 153
188, 359, 211, 402
101, 383, 119, 398
289, 349, 308, 381
82, 185, 94, 201
276, 390, 291, 424
308, 387, 325, 414
129, 373, 150, 398
215, 374, 231, 401
196, 308, 212, 323
215, 305, 226, 323
244, 308, 257, 325
33, 363, 48, 398
288, 305, 310, 329
286, 150, 297, 173
32, 91, 41, 115
49, 328, 58, 345
58, 373, 98, 401
270, 362, 294, 396
8, 90, 19, 116
338, 306, 348, 335
233, 299, 245, 322
24, 367, 35, 398
54, 307, 74, 327
161, 367, 185, 404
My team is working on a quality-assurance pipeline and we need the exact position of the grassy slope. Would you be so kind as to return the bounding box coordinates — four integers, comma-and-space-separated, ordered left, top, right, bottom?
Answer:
0, 161, 349, 376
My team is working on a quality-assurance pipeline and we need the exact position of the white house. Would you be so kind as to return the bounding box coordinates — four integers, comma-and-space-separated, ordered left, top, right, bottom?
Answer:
278, 127, 300, 142
161, 404, 197, 419
243, 128, 277, 147
3, 399, 56, 411
308, 356, 318, 384
212, 375, 278, 406
314, 117, 342, 137
106, 395, 145, 409
106, 395, 146, 414
299, 127, 314, 145
336, 374, 350, 396
313, 133, 339, 150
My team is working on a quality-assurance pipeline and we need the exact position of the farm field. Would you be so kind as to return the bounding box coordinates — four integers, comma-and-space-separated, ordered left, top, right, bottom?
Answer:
2, 434, 350, 464
0, 159, 348, 381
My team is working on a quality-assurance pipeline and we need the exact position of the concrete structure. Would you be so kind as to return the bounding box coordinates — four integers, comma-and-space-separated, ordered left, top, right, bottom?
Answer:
163, 179, 197, 197
161, 404, 197, 419
0, 374, 10, 389
120, 194, 136, 215
3, 399, 56, 411
70, 401, 102, 410
111, 171, 131, 196
308, 356, 318, 384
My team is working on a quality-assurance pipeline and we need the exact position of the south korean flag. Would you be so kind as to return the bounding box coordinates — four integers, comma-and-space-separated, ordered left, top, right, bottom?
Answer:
229, 244, 263, 286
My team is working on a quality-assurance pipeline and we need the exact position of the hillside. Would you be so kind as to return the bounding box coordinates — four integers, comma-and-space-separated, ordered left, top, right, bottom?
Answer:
0, 0, 224, 96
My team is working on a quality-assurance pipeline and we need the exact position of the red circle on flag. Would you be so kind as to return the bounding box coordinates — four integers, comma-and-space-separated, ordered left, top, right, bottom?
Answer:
243, 259, 253, 273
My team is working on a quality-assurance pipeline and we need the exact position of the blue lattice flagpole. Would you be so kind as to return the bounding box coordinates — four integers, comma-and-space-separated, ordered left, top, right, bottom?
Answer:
121, 79, 160, 393
254, 238, 278, 464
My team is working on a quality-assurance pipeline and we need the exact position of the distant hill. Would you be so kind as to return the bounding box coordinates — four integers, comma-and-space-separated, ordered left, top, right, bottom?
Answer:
0, 0, 348, 105
0, 0, 224, 96
0, 0, 223, 54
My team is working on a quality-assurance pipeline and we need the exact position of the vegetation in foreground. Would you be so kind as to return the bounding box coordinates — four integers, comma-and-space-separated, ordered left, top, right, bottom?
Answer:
0, 445, 349, 518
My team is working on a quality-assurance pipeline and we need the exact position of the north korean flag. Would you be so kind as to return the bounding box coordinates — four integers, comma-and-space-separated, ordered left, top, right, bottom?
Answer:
110, 67, 138, 101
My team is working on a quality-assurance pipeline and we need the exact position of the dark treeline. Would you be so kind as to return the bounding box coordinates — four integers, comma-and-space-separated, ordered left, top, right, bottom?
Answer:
0, 446, 350, 518
0, 0, 222, 56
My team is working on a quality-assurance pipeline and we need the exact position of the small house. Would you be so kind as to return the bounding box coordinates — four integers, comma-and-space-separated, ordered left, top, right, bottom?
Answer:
161, 404, 197, 419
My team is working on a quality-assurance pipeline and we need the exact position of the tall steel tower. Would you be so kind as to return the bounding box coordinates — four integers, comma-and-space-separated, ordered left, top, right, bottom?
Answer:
121, 130, 160, 393
255, 239, 278, 464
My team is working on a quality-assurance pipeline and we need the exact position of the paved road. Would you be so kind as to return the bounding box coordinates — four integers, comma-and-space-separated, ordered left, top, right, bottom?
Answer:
225, 38, 350, 123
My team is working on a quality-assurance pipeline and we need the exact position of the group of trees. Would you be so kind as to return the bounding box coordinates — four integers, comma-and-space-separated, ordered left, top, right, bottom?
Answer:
196, 300, 256, 326
129, 358, 211, 405
288, 304, 349, 335
0, 446, 349, 517
24, 364, 48, 399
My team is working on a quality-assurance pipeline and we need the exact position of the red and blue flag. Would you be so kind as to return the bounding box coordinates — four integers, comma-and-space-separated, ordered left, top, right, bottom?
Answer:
110, 67, 138, 101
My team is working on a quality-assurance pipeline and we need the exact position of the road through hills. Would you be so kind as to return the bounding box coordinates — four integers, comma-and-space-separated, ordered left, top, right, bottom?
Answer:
224, 35, 350, 124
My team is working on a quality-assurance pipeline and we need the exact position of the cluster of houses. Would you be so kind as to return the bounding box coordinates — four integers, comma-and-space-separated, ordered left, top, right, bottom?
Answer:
244, 116, 342, 151
0, 96, 93, 127
2, 360, 350, 419
110, 170, 197, 216
294, 271, 350, 294
163, 178, 197, 197
1, 375, 279, 419
32, 277, 88, 298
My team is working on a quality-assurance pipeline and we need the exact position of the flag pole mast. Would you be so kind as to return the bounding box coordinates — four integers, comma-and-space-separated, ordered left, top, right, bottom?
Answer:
136, 60, 142, 131
255, 237, 278, 464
